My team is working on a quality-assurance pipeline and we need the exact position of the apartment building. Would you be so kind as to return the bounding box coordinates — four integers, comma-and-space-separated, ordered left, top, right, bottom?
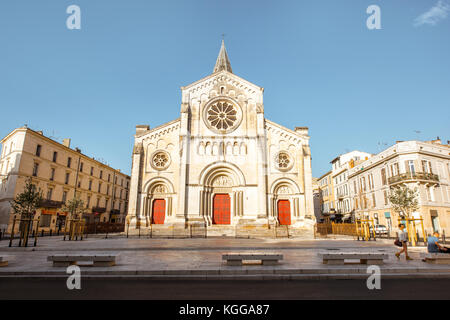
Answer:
317, 171, 335, 221
0, 126, 130, 233
348, 139, 450, 235
330, 151, 372, 221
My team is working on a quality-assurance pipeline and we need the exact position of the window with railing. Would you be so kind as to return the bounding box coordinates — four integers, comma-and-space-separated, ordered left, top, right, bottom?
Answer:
46, 188, 53, 200
32, 163, 39, 177
381, 168, 387, 185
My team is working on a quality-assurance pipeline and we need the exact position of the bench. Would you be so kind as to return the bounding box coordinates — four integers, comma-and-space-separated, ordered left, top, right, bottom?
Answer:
319, 252, 388, 265
0, 256, 8, 267
222, 252, 283, 266
422, 253, 450, 264
47, 254, 117, 267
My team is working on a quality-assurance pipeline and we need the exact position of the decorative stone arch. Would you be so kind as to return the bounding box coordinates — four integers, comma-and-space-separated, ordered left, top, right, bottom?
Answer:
198, 162, 246, 226
140, 177, 175, 226
269, 178, 302, 225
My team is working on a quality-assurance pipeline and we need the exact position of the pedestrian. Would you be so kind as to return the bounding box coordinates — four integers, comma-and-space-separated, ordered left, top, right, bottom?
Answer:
427, 232, 450, 254
395, 223, 412, 260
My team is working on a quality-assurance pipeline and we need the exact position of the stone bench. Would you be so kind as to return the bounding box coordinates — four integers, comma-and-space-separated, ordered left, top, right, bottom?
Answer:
47, 254, 117, 267
222, 252, 283, 266
0, 256, 8, 267
319, 252, 388, 265
421, 253, 450, 264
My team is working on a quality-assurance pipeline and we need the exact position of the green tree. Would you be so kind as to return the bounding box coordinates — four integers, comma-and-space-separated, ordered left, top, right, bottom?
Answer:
388, 185, 419, 218
62, 196, 86, 220
10, 178, 43, 219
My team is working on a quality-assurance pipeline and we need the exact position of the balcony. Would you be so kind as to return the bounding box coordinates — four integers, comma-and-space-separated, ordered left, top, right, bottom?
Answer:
91, 207, 106, 214
110, 209, 121, 215
40, 199, 64, 208
388, 172, 439, 186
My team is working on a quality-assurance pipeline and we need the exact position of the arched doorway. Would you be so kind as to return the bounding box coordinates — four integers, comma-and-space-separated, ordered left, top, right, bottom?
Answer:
270, 179, 302, 225
198, 162, 246, 226
277, 200, 291, 225
152, 199, 166, 224
213, 194, 231, 225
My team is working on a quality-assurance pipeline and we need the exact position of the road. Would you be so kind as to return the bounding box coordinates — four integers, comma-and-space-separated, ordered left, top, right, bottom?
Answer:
1, 278, 449, 300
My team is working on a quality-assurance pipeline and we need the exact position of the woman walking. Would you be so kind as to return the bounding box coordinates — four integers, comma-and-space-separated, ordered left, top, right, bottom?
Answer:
395, 223, 412, 260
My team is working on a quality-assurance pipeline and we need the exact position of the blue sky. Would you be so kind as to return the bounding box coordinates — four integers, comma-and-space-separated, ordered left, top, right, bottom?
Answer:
1, 0, 449, 177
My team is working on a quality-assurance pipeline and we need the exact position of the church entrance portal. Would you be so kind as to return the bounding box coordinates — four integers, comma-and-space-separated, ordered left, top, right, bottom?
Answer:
277, 200, 291, 225
152, 199, 166, 224
213, 194, 231, 225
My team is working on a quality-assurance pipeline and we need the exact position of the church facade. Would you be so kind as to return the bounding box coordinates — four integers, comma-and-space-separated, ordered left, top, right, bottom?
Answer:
127, 41, 315, 237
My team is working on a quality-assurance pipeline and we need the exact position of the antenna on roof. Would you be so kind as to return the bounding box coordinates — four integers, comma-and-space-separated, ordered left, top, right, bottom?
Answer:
377, 141, 387, 152
414, 130, 421, 141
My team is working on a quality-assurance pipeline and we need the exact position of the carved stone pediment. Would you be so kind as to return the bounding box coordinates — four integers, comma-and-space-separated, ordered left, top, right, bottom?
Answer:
212, 175, 232, 187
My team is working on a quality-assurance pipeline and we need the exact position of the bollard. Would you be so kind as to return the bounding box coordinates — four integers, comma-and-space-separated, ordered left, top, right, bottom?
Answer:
34, 217, 39, 247
9, 216, 16, 247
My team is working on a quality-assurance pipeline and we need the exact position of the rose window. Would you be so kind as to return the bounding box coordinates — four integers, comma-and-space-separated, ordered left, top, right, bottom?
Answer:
275, 152, 293, 171
151, 151, 170, 170
206, 100, 239, 132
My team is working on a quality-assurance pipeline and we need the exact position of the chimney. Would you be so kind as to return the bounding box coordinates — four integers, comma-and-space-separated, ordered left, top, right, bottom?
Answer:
432, 137, 441, 145
62, 138, 71, 148
75, 147, 81, 153
295, 127, 309, 135
136, 125, 150, 136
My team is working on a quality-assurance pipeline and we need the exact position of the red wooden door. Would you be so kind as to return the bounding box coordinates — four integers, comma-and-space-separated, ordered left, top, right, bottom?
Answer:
277, 200, 291, 225
213, 194, 231, 225
152, 199, 166, 224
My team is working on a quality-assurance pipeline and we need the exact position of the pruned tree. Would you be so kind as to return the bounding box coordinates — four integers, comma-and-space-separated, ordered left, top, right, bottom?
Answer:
10, 178, 43, 219
62, 196, 86, 220
388, 185, 419, 218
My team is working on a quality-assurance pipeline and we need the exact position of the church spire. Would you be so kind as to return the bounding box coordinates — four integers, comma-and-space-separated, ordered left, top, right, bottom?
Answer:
213, 40, 232, 74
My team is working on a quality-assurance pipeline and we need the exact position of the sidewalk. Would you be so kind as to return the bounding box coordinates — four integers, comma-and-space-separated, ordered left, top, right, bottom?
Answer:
0, 237, 448, 280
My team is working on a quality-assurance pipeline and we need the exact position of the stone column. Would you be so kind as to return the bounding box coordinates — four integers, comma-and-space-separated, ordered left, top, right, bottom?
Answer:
303, 145, 314, 219
177, 104, 190, 221
256, 109, 268, 218
127, 141, 143, 227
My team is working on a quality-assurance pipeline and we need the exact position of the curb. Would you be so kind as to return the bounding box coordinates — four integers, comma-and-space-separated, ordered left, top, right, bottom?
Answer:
1, 273, 450, 280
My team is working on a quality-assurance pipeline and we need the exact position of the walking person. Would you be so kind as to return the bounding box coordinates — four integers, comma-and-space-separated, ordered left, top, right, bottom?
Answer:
395, 223, 412, 260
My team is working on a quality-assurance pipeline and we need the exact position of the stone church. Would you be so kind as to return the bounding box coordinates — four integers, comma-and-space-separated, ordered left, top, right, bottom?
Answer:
127, 41, 315, 237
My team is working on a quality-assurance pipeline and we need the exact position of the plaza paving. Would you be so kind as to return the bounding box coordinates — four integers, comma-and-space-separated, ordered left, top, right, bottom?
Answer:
0, 236, 449, 279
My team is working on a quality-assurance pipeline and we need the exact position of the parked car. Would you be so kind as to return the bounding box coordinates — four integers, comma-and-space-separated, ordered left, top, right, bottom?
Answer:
369, 225, 388, 235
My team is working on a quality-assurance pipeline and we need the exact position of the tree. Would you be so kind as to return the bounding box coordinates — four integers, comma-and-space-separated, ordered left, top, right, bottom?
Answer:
62, 196, 86, 220
388, 185, 419, 218
10, 178, 43, 219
